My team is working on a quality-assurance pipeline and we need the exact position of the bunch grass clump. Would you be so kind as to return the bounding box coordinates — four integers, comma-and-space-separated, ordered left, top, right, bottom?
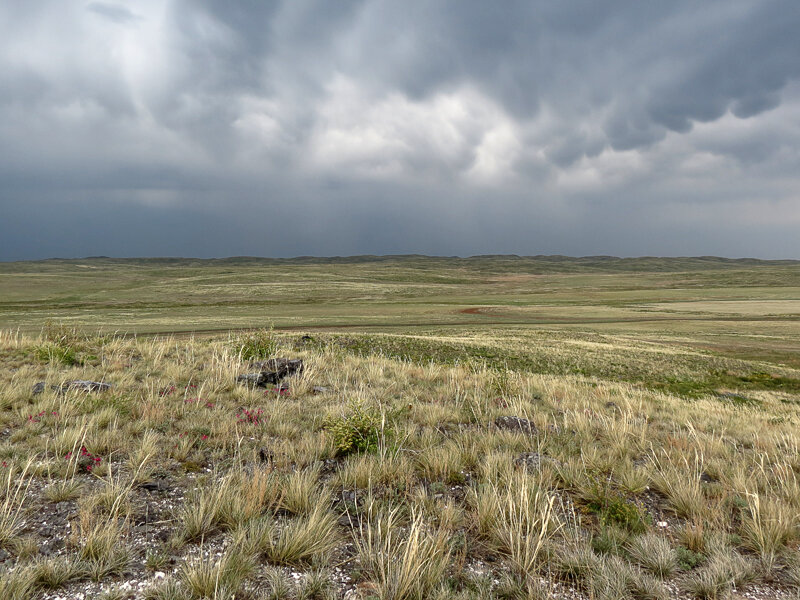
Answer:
354, 504, 451, 600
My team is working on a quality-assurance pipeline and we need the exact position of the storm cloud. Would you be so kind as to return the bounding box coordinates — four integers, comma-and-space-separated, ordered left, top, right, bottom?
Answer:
1, 1, 799, 259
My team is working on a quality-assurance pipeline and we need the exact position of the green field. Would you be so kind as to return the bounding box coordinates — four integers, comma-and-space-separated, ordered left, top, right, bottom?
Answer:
3, 255, 800, 368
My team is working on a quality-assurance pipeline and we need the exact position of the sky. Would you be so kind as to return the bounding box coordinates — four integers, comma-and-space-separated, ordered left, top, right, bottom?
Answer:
1, 1, 799, 260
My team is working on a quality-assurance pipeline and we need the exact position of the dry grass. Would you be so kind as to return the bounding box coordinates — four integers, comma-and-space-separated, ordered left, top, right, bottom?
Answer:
354, 504, 451, 600
0, 326, 797, 598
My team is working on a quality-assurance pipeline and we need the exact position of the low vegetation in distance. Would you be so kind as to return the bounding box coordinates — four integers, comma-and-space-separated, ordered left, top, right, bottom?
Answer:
0, 255, 798, 599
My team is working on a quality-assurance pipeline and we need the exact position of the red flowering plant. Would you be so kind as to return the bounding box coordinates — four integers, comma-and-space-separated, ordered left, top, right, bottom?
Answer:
174, 429, 211, 448
64, 446, 102, 472
236, 408, 266, 425
265, 384, 290, 397
27, 410, 59, 424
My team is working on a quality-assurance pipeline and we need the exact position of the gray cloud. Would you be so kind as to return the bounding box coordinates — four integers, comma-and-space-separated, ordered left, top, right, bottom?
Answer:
1, 0, 799, 259
86, 2, 142, 24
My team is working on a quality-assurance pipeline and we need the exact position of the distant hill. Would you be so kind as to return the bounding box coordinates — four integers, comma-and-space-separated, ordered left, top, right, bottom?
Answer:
5, 254, 798, 274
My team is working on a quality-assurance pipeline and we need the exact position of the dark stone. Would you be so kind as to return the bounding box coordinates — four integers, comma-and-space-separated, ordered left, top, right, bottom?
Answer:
155, 529, 171, 542
320, 458, 338, 474
249, 358, 304, 374
258, 447, 274, 464
700, 472, 717, 484
32, 382, 47, 396
494, 415, 537, 434
131, 525, 151, 535
237, 358, 304, 387
337, 515, 353, 528
138, 480, 170, 492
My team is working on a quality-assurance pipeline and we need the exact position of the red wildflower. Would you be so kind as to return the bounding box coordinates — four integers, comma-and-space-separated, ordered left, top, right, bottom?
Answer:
237, 408, 266, 425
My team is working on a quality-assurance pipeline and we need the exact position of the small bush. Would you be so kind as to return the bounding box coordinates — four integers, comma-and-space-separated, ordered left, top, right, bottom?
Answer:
324, 401, 386, 456
676, 546, 705, 570
34, 343, 79, 366
584, 482, 649, 533
233, 328, 278, 361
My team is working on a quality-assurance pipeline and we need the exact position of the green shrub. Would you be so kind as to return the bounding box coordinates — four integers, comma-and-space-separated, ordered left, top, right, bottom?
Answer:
34, 343, 79, 366
233, 328, 278, 361
585, 482, 649, 534
676, 546, 705, 570
324, 402, 386, 456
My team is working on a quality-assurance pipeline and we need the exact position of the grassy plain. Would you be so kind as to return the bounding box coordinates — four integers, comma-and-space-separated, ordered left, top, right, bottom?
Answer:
0, 256, 799, 599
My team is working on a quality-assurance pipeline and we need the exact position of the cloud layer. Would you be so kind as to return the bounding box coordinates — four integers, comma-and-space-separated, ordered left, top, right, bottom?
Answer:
1, 1, 799, 259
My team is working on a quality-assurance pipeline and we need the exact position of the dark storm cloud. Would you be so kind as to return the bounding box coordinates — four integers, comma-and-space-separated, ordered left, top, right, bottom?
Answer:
0, 0, 799, 259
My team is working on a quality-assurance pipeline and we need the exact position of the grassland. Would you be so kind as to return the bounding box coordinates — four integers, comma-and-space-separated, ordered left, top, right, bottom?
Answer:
0, 256, 799, 599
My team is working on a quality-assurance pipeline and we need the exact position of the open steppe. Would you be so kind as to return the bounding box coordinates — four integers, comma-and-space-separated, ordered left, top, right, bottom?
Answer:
0, 256, 799, 599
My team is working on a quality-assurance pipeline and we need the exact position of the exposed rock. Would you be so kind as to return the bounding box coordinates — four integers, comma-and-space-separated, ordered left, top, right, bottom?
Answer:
319, 458, 338, 475
237, 358, 304, 387
39, 539, 63, 556
236, 373, 264, 386
138, 480, 171, 493
700, 472, 717, 484
337, 514, 353, 528
515, 452, 560, 471
248, 357, 304, 375
59, 380, 112, 393
494, 415, 537, 434
36, 380, 112, 395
